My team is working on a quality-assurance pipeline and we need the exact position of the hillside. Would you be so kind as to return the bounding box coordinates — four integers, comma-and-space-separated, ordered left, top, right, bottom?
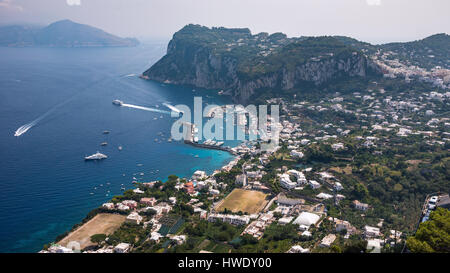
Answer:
0, 20, 139, 48
380, 33, 450, 69
143, 25, 381, 104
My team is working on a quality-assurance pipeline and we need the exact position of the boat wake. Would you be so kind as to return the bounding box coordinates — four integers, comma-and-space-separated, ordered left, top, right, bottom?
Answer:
162, 103, 182, 113
14, 72, 119, 137
122, 103, 171, 115
14, 122, 35, 137
14, 105, 57, 137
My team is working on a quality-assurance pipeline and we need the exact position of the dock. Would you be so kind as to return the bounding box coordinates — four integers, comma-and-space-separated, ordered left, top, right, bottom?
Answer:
182, 122, 237, 155
184, 140, 237, 155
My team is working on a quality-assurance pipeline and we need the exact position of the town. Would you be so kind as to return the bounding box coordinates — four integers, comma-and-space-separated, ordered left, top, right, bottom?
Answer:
42, 75, 449, 254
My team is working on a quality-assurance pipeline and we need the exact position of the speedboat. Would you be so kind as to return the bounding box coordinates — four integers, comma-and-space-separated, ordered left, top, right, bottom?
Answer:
101, 142, 108, 146
112, 100, 123, 106
84, 152, 108, 161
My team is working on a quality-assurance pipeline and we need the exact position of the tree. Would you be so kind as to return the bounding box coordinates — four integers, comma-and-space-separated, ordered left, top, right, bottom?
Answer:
407, 208, 450, 253
90, 233, 107, 244
343, 235, 367, 253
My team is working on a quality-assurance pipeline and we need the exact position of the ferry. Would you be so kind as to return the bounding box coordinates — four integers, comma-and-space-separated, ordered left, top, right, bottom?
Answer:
84, 152, 108, 161
112, 99, 123, 106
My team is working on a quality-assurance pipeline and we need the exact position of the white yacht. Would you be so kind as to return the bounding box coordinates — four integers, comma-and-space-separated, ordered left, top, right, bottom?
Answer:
112, 100, 123, 106
85, 152, 108, 160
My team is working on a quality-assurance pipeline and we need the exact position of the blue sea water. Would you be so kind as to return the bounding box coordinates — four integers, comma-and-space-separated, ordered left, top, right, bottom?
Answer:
0, 44, 236, 253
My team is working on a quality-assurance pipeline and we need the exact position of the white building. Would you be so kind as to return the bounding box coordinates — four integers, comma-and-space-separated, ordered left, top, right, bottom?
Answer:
353, 200, 369, 211
114, 243, 130, 253
117, 204, 130, 211
126, 212, 143, 225
364, 225, 381, 238
331, 143, 345, 151
169, 197, 177, 205
209, 188, 220, 195
317, 192, 333, 200
169, 235, 187, 245
334, 182, 344, 191
102, 203, 115, 210
320, 234, 337, 248
287, 170, 307, 185
290, 150, 304, 158
192, 170, 207, 181
150, 232, 163, 242
46, 245, 75, 253
235, 174, 247, 186
293, 212, 320, 228
309, 180, 321, 189
300, 139, 310, 145
367, 239, 383, 253
207, 213, 250, 226
278, 216, 294, 225
287, 245, 310, 253
280, 174, 297, 190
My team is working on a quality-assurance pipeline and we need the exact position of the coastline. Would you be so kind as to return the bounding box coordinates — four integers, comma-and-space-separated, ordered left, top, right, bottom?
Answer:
46, 142, 241, 252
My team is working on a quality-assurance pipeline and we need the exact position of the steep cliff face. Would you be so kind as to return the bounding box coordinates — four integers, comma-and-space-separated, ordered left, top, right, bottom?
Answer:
145, 37, 239, 89
143, 25, 381, 104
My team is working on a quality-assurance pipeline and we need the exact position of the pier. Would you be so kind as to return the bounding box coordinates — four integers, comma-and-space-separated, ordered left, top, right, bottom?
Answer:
182, 122, 237, 155
184, 140, 237, 155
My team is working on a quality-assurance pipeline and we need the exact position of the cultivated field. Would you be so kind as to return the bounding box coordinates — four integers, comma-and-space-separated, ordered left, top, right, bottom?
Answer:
58, 213, 126, 249
216, 189, 269, 214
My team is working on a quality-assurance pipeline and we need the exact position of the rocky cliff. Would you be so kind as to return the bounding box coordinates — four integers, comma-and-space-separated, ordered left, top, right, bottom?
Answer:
143, 25, 381, 103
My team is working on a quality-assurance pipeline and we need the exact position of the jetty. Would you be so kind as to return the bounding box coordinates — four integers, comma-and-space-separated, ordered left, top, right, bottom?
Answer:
182, 122, 237, 155
184, 140, 237, 155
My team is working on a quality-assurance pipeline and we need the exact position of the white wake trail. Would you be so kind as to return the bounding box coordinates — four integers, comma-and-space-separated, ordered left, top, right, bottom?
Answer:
14, 123, 34, 137
14, 106, 56, 137
121, 103, 171, 114
162, 103, 183, 113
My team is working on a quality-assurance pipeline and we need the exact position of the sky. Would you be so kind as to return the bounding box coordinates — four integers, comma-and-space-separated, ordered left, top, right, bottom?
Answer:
0, 0, 449, 44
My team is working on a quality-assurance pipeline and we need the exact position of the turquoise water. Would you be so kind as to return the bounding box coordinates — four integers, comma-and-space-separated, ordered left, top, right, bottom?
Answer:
0, 44, 235, 252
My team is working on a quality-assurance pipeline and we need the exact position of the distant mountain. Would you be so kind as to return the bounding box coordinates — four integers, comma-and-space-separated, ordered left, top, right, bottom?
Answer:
0, 20, 139, 47
143, 24, 380, 103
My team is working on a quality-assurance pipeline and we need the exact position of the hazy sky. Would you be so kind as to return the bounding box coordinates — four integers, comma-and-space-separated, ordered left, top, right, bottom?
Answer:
0, 0, 449, 44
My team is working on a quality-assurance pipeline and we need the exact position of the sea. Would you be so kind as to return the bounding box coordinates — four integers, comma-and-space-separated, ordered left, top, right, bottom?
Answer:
0, 43, 237, 253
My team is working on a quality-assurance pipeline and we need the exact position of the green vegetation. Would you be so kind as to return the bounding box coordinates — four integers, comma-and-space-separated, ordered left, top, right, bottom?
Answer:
107, 222, 150, 247
90, 234, 107, 244
407, 208, 450, 253
382, 33, 450, 69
